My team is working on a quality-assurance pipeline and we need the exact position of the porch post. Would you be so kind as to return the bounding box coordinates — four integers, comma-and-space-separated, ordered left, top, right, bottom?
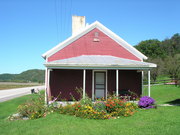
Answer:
142, 71, 144, 96
83, 69, 86, 99
116, 69, 119, 97
45, 68, 48, 105
92, 70, 94, 101
46, 68, 51, 104
148, 70, 151, 97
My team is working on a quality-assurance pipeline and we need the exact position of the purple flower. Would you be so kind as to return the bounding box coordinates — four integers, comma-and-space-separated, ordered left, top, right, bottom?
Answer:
138, 96, 155, 109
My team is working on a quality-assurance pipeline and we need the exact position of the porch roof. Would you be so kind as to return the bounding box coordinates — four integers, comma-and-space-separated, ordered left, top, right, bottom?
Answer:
44, 55, 156, 70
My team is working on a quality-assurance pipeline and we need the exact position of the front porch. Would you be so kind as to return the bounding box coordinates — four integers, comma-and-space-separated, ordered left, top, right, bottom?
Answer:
45, 69, 151, 102
44, 55, 156, 103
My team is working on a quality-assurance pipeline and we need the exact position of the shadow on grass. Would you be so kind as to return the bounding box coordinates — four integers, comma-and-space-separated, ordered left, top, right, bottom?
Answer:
166, 99, 180, 105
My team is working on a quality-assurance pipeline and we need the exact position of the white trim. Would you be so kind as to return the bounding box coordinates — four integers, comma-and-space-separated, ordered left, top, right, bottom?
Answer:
95, 22, 147, 60
46, 66, 153, 70
47, 69, 50, 103
148, 70, 151, 97
92, 71, 94, 101
93, 70, 107, 99
116, 70, 119, 97
142, 71, 144, 96
45, 68, 48, 104
42, 21, 147, 60
83, 69, 86, 99
106, 70, 108, 99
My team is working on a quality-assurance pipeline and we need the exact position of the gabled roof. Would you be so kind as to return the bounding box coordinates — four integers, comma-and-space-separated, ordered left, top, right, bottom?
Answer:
44, 55, 156, 69
42, 21, 148, 60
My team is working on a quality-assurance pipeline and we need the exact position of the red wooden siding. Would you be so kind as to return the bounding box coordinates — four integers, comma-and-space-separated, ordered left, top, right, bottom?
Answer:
48, 28, 141, 62
49, 69, 141, 101
119, 70, 142, 97
107, 70, 116, 95
107, 70, 142, 97
49, 69, 92, 101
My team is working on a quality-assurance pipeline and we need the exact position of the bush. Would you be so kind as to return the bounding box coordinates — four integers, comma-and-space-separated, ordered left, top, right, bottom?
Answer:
16, 93, 138, 120
74, 105, 110, 119
17, 93, 48, 119
93, 101, 107, 112
59, 96, 138, 119
138, 96, 156, 109
105, 97, 127, 113
79, 97, 93, 107
105, 98, 137, 117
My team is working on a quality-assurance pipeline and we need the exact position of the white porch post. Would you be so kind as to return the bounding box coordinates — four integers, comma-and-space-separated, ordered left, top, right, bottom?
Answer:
83, 69, 86, 99
142, 71, 144, 96
92, 71, 94, 101
45, 68, 48, 105
116, 69, 119, 97
148, 70, 151, 97
45, 68, 51, 105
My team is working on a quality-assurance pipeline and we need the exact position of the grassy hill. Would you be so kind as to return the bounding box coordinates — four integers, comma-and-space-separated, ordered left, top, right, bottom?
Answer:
0, 69, 45, 83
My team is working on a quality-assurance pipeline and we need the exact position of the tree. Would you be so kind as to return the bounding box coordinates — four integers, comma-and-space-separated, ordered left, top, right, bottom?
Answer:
164, 55, 180, 81
135, 39, 165, 58
147, 58, 164, 82
161, 33, 180, 56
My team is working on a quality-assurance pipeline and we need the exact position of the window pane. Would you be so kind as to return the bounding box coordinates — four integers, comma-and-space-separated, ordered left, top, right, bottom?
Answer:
96, 84, 104, 89
96, 89, 104, 98
96, 73, 105, 84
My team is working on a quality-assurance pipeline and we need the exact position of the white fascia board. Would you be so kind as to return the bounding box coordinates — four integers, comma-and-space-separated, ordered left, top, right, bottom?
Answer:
42, 22, 97, 59
44, 65, 153, 70
44, 63, 156, 69
42, 21, 148, 60
95, 21, 148, 60
149, 63, 157, 67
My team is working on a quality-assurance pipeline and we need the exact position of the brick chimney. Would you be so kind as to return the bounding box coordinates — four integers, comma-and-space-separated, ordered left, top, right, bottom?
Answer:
72, 16, 85, 35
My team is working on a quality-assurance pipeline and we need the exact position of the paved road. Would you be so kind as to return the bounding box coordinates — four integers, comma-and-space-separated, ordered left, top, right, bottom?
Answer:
0, 85, 45, 102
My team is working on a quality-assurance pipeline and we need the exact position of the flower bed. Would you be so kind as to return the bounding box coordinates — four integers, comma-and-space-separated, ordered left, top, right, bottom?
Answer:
10, 93, 156, 121
58, 96, 138, 119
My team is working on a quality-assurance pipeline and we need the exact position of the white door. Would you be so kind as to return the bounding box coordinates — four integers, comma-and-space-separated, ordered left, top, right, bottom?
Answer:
95, 72, 106, 99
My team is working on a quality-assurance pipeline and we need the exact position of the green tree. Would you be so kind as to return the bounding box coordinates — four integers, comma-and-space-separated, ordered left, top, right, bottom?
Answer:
135, 39, 165, 58
164, 54, 180, 81
161, 33, 180, 56
147, 58, 164, 82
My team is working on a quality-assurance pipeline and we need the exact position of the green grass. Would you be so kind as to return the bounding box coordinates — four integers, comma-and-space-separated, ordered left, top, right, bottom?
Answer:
156, 75, 171, 81
0, 85, 180, 135
143, 85, 180, 104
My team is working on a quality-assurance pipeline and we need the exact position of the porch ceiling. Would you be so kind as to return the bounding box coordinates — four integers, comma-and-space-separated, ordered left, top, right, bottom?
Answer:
44, 55, 156, 70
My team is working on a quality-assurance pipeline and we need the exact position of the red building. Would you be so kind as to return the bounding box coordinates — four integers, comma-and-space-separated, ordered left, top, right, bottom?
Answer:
42, 16, 156, 103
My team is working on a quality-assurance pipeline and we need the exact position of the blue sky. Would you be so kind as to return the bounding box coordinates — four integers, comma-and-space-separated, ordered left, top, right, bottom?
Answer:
0, 0, 179, 74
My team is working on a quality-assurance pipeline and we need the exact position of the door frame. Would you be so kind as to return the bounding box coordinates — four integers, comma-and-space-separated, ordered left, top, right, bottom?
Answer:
92, 70, 107, 100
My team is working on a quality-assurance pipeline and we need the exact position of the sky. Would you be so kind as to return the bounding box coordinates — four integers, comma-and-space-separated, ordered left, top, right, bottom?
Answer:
0, 0, 180, 74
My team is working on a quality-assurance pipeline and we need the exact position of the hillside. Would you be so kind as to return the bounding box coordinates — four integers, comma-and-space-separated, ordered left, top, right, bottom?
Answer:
0, 69, 45, 83
135, 33, 180, 83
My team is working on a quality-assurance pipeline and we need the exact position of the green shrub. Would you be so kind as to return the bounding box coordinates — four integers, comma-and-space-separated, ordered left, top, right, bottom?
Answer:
73, 104, 110, 119
93, 101, 107, 112
17, 93, 47, 119
105, 97, 126, 113
105, 97, 138, 117
79, 97, 93, 106
58, 96, 138, 119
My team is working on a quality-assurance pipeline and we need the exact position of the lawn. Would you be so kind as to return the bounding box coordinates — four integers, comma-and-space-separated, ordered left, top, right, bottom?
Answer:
0, 85, 180, 135
143, 85, 180, 104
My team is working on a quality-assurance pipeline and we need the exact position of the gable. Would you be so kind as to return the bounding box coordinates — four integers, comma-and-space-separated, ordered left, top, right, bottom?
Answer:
48, 28, 141, 62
